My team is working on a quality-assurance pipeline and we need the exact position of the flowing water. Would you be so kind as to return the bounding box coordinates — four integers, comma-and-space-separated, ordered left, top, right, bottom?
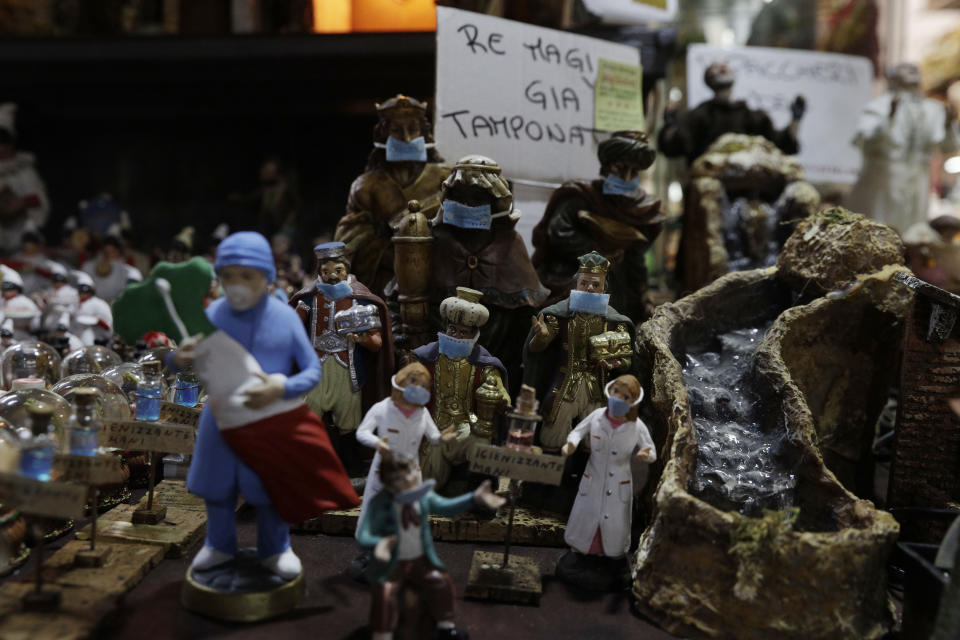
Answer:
682, 322, 798, 516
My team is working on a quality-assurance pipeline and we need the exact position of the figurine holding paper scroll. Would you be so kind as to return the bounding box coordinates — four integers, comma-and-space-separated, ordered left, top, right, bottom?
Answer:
170, 231, 358, 594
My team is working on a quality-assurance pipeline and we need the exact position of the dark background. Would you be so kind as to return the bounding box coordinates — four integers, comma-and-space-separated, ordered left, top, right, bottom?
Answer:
0, 33, 435, 259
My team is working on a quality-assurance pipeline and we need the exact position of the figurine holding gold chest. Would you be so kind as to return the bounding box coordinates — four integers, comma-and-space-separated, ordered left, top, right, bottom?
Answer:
522, 252, 637, 453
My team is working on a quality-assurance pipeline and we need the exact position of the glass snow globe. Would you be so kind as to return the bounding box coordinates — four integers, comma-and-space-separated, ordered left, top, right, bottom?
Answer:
1, 341, 62, 390
51, 374, 132, 420
60, 345, 122, 379
0, 387, 72, 453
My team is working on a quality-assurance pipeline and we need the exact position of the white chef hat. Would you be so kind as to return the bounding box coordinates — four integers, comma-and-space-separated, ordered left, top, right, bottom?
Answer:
124, 265, 143, 283
0, 264, 23, 290
73, 270, 95, 290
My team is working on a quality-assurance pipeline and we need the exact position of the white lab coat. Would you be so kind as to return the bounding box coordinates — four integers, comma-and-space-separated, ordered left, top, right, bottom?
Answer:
72, 295, 113, 345
846, 91, 960, 234
354, 397, 441, 536
564, 408, 656, 557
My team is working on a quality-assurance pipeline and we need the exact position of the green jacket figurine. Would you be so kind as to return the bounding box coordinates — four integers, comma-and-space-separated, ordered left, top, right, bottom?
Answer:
356, 451, 504, 640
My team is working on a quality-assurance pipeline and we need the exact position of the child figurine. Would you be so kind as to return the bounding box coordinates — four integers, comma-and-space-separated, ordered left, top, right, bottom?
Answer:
351, 362, 454, 577
172, 231, 358, 583
357, 450, 505, 640
556, 374, 655, 592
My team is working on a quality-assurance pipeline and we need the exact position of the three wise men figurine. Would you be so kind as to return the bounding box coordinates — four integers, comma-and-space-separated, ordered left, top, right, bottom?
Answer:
658, 61, 806, 166
413, 287, 510, 493
531, 130, 664, 323
522, 252, 638, 457
424, 154, 549, 385
334, 94, 451, 297
290, 241, 394, 473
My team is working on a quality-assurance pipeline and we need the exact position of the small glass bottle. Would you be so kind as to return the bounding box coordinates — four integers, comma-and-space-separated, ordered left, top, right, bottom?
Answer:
67, 387, 101, 456
505, 385, 542, 452
174, 367, 200, 407
18, 402, 56, 481
135, 360, 163, 422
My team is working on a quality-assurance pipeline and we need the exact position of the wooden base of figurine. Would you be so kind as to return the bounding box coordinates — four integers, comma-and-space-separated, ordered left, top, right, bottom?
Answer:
298, 506, 566, 546
77, 503, 205, 558
131, 504, 167, 525
180, 549, 304, 622
464, 551, 542, 606
73, 547, 110, 568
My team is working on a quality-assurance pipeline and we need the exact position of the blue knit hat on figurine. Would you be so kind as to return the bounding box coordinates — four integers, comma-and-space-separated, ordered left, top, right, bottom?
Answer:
215, 231, 276, 283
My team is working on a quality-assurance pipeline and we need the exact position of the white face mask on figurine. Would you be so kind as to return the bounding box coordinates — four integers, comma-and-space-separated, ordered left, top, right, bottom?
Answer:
218, 265, 268, 311
223, 284, 260, 311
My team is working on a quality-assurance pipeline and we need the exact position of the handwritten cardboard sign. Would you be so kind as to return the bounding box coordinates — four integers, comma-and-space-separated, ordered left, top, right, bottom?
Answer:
435, 6, 641, 184
103, 420, 196, 454
468, 444, 565, 485
0, 472, 87, 519
53, 454, 126, 485
685, 44, 873, 184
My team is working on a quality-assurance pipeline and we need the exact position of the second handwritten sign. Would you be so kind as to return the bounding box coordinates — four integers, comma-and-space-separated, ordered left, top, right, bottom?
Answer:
103, 421, 196, 454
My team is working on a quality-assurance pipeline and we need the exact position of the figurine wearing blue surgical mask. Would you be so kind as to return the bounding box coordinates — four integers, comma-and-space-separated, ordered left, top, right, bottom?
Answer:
421, 155, 548, 387
350, 362, 456, 580
290, 242, 394, 474
333, 95, 451, 297
531, 130, 664, 323
523, 252, 638, 456
412, 287, 510, 492
557, 374, 655, 591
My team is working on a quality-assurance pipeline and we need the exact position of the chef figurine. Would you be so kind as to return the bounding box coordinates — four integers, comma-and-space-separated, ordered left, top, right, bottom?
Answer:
523, 252, 637, 455
290, 241, 394, 473
556, 374, 655, 591
39, 263, 79, 334
414, 287, 509, 492
173, 231, 358, 584
334, 94, 450, 297
351, 362, 454, 577
0, 265, 40, 340
357, 450, 505, 640
71, 271, 113, 346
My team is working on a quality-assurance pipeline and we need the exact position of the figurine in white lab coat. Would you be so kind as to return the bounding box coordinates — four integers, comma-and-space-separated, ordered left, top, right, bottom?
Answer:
846, 63, 960, 234
556, 374, 655, 591
350, 361, 454, 580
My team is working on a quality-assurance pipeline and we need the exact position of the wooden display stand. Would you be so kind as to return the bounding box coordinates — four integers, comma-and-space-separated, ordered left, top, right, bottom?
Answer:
463, 444, 566, 606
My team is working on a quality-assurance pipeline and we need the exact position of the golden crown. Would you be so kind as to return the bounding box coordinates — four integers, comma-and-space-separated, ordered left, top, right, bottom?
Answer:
578, 251, 610, 274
